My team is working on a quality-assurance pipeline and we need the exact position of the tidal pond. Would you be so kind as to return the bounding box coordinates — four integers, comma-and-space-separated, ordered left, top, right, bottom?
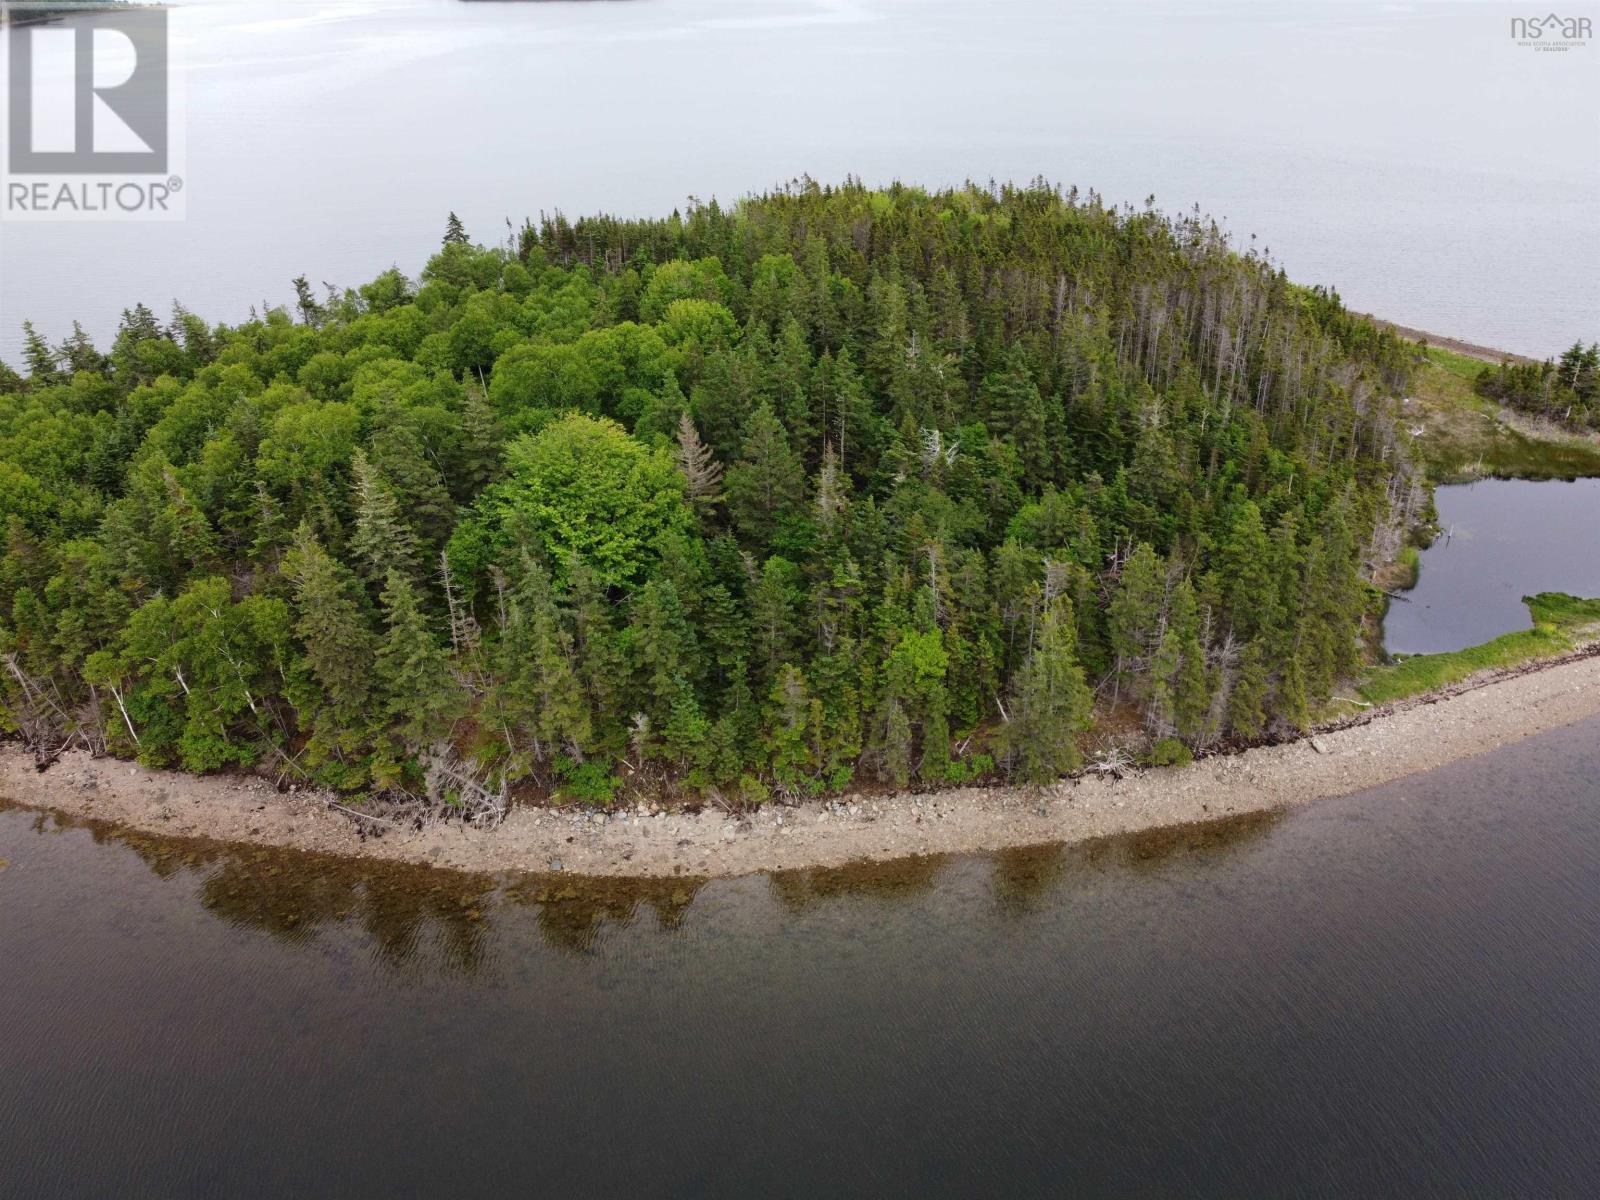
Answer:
1384, 476, 1600, 655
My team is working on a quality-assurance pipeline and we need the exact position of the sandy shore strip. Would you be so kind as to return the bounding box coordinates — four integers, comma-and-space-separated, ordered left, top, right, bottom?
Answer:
5, 651, 1600, 879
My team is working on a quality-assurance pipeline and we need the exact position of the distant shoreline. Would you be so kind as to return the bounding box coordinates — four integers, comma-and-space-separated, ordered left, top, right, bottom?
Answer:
5, 648, 1599, 879
1357, 315, 1540, 366
0, 3, 170, 27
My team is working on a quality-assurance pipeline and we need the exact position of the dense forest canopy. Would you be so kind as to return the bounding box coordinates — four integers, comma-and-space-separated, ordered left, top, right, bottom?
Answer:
1, 179, 1425, 806
1475, 342, 1600, 431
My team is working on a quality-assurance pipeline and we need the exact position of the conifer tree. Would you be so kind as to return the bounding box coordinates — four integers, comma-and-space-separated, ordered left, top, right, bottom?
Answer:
487, 556, 591, 762
1171, 618, 1213, 746
1277, 646, 1311, 731
570, 562, 625, 742
1227, 639, 1269, 739
281, 525, 375, 759
350, 451, 422, 588
20, 320, 58, 383
291, 275, 325, 327
1003, 592, 1092, 784
376, 568, 462, 753
814, 348, 876, 479
765, 664, 815, 788
917, 695, 952, 784
1146, 577, 1210, 742
454, 382, 504, 499
725, 401, 807, 547
865, 273, 910, 394
1217, 499, 1277, 639
674, 413, 724, 513
981, 349, 1051, 481
370, 425, 455, 547
880, 696, 913, 789
749, 555, 802, 685
1108, 542, 1165, 692
627, 579, 702, 742
769, 316, 816, 452
57, 322, 107, 375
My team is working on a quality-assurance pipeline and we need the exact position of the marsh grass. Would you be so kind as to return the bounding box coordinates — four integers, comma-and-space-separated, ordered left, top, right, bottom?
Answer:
1358, 592, 1600, 706
1407, 347, 1600, 482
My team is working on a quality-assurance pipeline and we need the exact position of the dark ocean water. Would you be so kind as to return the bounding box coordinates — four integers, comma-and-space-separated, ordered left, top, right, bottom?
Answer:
4, 715, 1600, 1197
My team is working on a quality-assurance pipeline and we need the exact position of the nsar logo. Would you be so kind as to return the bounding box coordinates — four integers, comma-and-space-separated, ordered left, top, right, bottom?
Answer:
1510, 12, 1592, 51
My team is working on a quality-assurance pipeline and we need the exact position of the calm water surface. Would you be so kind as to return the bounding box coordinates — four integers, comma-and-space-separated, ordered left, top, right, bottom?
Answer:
1, 0, 1596, 362
1384, 477, 1600, 655
4, 716, 1600, 1196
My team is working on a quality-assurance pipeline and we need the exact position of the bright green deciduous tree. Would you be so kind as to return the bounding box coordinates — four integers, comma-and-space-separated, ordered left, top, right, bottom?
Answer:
465, 413, 691, 589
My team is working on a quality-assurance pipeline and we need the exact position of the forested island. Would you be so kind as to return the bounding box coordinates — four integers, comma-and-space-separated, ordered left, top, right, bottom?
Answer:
0, 1, 153, 26
0, 181, 1461, 819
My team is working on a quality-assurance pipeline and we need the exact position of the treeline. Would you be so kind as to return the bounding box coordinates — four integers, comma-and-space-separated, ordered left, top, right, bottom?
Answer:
0, 180, 1418, 806
1475, 342, 1600, 430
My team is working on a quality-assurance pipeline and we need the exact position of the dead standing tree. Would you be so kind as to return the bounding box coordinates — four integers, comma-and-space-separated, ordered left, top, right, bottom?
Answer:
2, 654, 96, 768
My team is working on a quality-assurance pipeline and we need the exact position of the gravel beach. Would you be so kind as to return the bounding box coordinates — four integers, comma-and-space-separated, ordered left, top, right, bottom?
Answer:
5, 651, 1599, 879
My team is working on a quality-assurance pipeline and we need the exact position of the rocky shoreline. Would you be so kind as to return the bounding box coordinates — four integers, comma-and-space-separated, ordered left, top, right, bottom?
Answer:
5, 651, 1600, 879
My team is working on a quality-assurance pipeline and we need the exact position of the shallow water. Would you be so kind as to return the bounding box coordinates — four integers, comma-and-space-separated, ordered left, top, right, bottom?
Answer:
2, 0, 1596, 361
4, 716, 1600, 1197
1383, 477, 1600, 655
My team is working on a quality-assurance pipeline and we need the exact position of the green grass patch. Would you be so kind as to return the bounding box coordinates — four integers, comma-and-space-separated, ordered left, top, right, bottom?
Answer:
1358, 591, 1600, 706
1407, 352, 1600, 483
1392, 544, 1420, 590
1527, 591, 1600, 628
1423, 345, 1497, 384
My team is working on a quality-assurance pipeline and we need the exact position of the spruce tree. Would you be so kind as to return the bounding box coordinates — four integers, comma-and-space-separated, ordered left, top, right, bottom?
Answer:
291, 275, 325, 327
674, 413, 724, 512
370, 425, 455, 547
1108, 542, 1165, 691
1218, 499, 1277, 639
281, 525, 376, 758
350, 451, 422, 588
1003, 592, 1092, 784
725, 401, 807, 547
376, 568, 462, 752
626, 579, 702, 743
1227, 639, 1269, 739
58, 322, 107, 375
454, 382, 504, 499
880, 696, 913, 789
570, 562, 625, 742
749, 555, 802, 685
487, 555, 591, 763
765, 664, 814, 788
20, 320, 58, 383
1152, 579, 1211, 745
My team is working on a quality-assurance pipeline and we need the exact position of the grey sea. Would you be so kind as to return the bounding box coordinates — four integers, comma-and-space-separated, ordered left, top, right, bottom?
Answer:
1, 0, 1596, 362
